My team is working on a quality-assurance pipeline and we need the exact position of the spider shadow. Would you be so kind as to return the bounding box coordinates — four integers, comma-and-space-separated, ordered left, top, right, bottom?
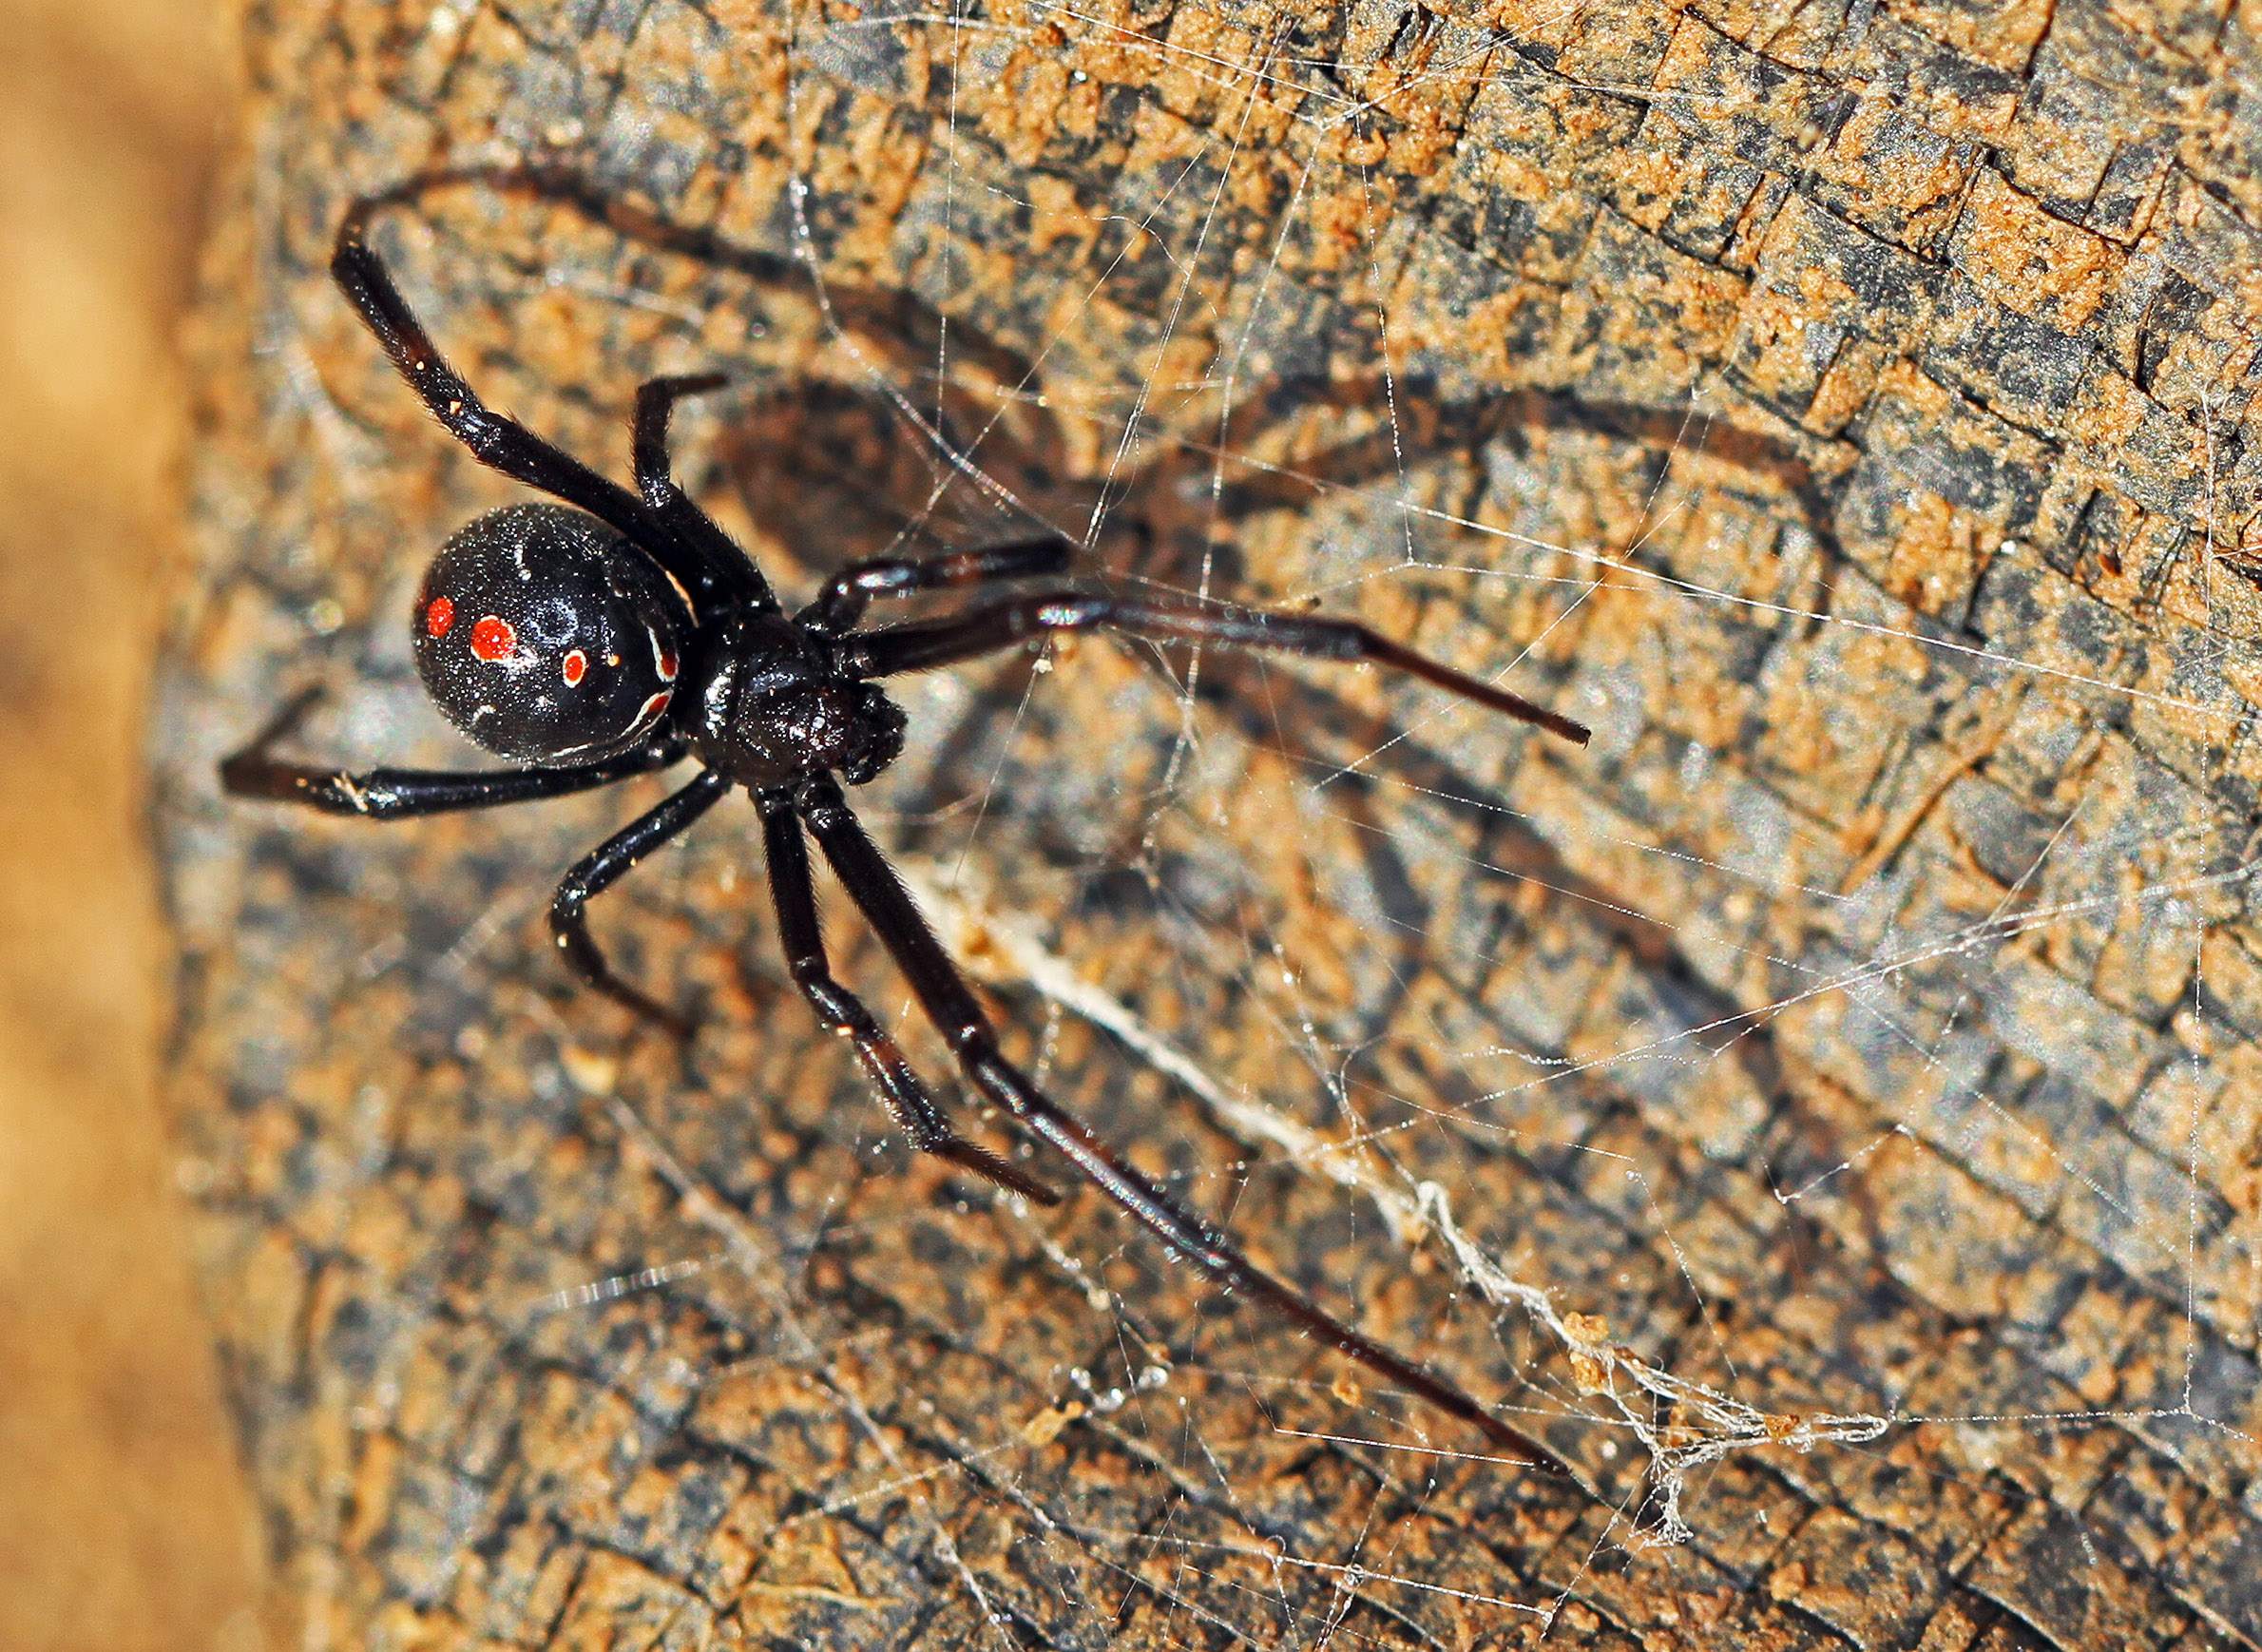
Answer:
701, 349, 1847, 878
395, 164, 1848, 597
706, 364, 1850, 603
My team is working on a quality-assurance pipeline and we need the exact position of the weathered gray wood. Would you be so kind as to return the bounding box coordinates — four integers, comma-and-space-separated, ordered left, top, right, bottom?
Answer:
160, 1, 2262, 1644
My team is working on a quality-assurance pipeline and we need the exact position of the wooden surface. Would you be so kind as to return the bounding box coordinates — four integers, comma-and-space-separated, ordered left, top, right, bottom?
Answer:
0, 0, 261, 1647
159, 1, 2262, 1646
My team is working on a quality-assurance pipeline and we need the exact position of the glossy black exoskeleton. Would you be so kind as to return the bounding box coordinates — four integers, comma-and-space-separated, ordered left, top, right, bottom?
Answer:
412, 503, 689, 763
412, 502, 909, 787
681, 609, 906, 789
220, 165, 1593, 1470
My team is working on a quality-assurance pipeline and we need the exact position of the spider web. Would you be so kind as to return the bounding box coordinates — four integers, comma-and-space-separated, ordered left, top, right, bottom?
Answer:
168, 0, 2262, 1643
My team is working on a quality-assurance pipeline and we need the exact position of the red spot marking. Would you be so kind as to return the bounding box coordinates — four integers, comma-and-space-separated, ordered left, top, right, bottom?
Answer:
424, 596, 455, 638
658, 647, 680, 682
470, 615, 516, 663
562, 649, 588, 687
639, 689, 673, 725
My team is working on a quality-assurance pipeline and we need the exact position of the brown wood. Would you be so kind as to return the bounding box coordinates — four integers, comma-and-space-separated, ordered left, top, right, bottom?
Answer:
0, 2, 259, 1648
160, 1, 2262, 1645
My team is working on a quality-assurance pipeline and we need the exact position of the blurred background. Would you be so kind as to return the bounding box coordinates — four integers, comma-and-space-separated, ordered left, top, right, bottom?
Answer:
0, 0, 263, 1644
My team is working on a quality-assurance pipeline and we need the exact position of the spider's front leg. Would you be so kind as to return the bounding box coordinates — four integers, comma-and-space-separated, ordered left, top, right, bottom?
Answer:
795, 776, 1573, 1471
757, 790, 1060, 1205
844, 586, 1592, 746
797, 536, 1072, 634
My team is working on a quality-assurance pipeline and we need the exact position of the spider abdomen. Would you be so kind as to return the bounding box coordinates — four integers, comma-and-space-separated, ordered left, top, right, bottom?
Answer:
412, 503, 691, 763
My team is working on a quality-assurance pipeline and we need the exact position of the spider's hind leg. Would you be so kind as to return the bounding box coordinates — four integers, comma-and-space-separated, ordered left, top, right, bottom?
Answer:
758, 791, 1060, 1206
632, 371, 732, 507
330, 174, 772, 611
220, 688, 686, 817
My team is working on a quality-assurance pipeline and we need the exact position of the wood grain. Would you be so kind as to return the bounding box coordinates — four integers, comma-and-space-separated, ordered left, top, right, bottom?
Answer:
160, 2, 2262, 1645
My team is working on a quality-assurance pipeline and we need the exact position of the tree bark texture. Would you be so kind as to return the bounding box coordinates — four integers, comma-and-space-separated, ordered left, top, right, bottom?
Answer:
159, 0, 2262, 1646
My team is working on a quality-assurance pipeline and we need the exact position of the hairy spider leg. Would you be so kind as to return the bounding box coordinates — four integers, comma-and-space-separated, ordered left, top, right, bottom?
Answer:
631, 373, 776, 608
758, 792, 1062, 1205
332, 186, 773, 615
798, 536, 1075, 634
844, 589, 1594, 746
219, 689, 686, 817
550, 768, 734, 1037
796, 775, 1572, 1471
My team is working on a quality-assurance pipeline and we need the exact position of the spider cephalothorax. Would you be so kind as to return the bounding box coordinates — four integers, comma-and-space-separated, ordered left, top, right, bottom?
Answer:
222, 163, 1591, 1470
682, 610, 907, 788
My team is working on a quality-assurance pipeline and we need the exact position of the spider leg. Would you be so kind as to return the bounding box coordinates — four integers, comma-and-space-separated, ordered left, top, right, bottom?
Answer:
631, 374, 782, 613
220, 688, 685, 816
758, 790, 1060, 1204
796, 776, 1569, 1470
549, 768, 733, 1037
843, 588, 1590, 745
632, 372, 730, 503
332, 183, 771, 612
798, 536, 1073, 634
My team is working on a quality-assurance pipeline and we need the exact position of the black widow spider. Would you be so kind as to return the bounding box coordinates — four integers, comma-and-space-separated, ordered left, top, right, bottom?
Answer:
221, 169, 1592, 1470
